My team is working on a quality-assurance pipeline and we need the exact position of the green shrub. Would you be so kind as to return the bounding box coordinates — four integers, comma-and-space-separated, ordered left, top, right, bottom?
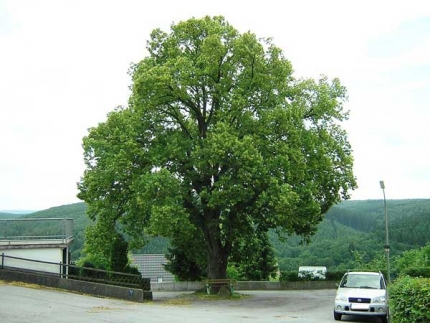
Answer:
227, 265, 240, 280
325, 270, 345, 281
402, 267, 430, 278
389, 276, 430, 323
279, 271, 300, 282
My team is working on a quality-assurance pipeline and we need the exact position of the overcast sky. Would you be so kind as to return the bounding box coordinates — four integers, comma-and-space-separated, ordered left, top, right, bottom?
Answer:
1, 0, 429, 211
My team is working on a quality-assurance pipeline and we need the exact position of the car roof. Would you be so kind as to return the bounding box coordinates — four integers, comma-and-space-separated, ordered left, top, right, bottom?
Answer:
345, 271, 381, 276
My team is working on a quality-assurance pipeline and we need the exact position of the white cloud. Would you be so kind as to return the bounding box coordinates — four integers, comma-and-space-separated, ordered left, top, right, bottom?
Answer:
1, 0, 430, 210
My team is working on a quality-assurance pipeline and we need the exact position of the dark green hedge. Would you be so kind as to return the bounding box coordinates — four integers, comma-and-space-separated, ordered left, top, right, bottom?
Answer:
325, 270, 345, 281
279, 271, 300, 282
68, 263, 151, 291
402, 267, 430, 278
389, 276, 430, 323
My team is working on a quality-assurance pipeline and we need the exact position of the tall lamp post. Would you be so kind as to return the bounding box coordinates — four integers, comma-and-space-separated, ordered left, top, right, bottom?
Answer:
380, 181, 390, 284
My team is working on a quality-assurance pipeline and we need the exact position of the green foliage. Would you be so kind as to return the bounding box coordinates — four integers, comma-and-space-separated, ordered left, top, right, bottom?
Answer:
69, 261, 150, 290
77, 15, 356, 280
395, 244, 430, 274
164, 232, 207, 281
273, 220, 380, 271
402, 267, 430, 278
0, 212, 23, 219
79, 261, 107, 279
12, 199, 430, 281
389, 276, 430, 323
78, 223, 112, 269
132, 235, 170, 254
226, 265, 241, 280
325, 270, 345, 281
229, 230, 278, 281
327, 199, 430, 247
164, 245, 206, 281
79, 224, 137, 273
164, 227, 278, 281
274, 199, 430, 274
279, 271, 300, 282
110, 233, 129, 273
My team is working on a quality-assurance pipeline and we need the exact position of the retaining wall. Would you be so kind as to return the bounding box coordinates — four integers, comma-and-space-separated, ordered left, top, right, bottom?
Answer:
0, 268, 152, 302
151, 280, 337, 291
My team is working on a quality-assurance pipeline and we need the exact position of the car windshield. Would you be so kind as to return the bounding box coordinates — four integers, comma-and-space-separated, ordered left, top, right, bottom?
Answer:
340, 274, 384, 289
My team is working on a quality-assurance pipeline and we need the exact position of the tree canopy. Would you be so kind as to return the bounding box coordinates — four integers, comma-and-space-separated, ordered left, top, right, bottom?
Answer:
77, 16, 356, 280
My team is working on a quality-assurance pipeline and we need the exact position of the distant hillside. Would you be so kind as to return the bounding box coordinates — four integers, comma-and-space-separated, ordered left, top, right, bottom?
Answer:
326, 199, 430, 229
0, 210, 35, 215
271, 218, 371, 270
17, 199, 430, 268
325, 199, 430, 247
0, 212, 24, 219
22, 203, 88, 220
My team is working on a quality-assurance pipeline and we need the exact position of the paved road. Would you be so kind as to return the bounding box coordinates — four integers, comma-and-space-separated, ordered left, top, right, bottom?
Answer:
0, 283, 384, 323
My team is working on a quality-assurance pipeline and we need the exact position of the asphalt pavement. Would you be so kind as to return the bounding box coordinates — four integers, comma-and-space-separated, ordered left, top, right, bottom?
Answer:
0, 282, 383, 323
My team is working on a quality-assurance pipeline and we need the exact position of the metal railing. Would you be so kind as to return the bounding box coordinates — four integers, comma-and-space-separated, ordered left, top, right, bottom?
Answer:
1, 253, 62, 275
0, 218, 73, 241
0, 253, 150, 290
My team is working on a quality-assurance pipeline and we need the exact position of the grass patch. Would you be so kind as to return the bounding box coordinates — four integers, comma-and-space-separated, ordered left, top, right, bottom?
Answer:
0, 279, 47, 290
161, 297, 193, 306
87, 305, 121, 313
193, 290, 250, 301
162, 290, 251, 305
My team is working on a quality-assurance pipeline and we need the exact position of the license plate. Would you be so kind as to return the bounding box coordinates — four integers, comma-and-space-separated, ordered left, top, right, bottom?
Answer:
351, 303, 370, 310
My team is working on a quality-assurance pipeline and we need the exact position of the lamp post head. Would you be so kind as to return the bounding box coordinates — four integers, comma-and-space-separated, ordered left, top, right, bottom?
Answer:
380, 181, 385, 189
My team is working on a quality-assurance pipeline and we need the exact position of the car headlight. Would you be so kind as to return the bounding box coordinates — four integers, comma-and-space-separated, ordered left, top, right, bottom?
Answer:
335, 295, 348, 302
373, 295, 386, 303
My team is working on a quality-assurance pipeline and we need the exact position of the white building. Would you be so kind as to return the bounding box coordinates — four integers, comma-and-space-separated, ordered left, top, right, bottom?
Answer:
0, 218, 74, 275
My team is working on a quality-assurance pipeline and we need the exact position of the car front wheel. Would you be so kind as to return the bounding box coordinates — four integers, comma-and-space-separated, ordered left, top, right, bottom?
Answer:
333, 311, 342, 321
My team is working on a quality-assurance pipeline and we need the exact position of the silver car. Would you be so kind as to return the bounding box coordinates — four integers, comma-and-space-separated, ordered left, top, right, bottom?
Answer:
333, 271, 388, 323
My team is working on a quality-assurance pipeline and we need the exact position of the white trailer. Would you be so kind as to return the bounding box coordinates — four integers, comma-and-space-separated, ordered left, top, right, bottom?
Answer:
298, 266, 327, 279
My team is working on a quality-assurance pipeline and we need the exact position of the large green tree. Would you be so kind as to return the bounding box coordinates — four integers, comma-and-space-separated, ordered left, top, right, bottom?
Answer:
78, 16, 356, 280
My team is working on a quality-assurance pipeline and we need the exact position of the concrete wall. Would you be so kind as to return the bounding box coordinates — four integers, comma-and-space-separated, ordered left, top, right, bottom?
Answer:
0, 268, 152, 302
237, 280, 337, 290
151, 281, 206, 291
1, 248, 63, 274
151, 280, 337, 291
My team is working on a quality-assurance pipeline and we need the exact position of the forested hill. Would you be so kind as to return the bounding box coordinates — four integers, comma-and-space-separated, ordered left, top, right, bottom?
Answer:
325, 199, 430, 246
0, 213, 23, 219
274, 199, 430, 270
4, 199, 430, 269
326, 199, 430, 230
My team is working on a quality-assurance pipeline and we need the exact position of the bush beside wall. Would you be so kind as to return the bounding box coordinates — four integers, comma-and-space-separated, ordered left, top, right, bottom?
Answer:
402, 266, 430, 278
389, 276, 430, 323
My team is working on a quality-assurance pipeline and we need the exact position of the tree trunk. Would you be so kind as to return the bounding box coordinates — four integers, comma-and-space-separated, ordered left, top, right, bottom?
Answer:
202, 209, 229, 280
206, 240, 230, 295
206, 241, 228, 279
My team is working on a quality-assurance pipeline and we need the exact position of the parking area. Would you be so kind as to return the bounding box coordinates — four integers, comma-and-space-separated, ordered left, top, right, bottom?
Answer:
0, 283, 384, 323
